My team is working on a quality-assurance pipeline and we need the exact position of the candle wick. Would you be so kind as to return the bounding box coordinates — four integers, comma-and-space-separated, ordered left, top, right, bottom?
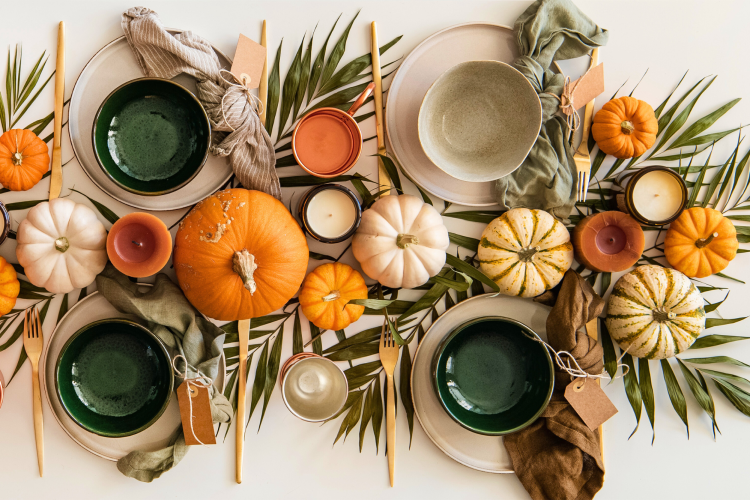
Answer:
132, 240, 143, 247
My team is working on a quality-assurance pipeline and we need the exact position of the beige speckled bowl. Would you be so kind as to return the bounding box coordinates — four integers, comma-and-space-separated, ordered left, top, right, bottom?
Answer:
418, 60, 542, 183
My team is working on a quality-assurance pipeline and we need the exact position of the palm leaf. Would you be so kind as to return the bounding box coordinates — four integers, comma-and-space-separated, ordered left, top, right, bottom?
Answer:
292, 29, 315, 123
265, 40, 283, 138
317, 11, 360, 95
639, 358, 656, 443
307, 15, 339, 104
651, 76, 715, 156
277, 36, 305, 138
677, 359, 719, 437
399, 345, 415, 446
622, 353, 642, 438
258, 327, 284, 428
667, 98, 741, 150
661, 359, 689, 437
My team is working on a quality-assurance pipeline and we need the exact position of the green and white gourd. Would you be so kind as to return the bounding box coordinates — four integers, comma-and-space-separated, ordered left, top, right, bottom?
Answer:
477, 208, 573, 298
605, 265, 705, 359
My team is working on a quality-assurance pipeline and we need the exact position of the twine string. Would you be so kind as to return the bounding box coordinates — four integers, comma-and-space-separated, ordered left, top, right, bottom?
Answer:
543, 52, 597, 133
171, 354, 214, 445
218, 69, 264, 132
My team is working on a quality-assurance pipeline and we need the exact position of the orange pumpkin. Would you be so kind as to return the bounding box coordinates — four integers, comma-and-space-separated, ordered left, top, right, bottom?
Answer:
0, 256, 19, 316
0, 129, 49, 191
299, 263, 367, 331
592, 97, 658, 159
173, 188, 309, 321
664, 207, 738, 278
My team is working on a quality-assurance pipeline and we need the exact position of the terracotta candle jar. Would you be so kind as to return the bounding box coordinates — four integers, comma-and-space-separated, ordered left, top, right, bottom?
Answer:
616, 166, 687, 226
107, 213, 172, 278
573, 211, 645, 273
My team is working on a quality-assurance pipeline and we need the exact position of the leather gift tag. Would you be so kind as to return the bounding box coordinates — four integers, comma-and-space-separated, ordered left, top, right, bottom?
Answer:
564, 378, 618, 431
230, 34, 266, 89
176, 381, 216, 445
569, 63, 605, 110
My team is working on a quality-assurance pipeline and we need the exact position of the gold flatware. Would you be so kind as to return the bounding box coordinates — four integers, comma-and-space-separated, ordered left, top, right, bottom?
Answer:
585, 316, 604, 469
236, 318, 250, 483
259, 20, 268, 127
23, 307, 44, 476
49, 21, 65, 200
573, 47, 598, 203
371, 22, 390, 197
379, 318, 400, 487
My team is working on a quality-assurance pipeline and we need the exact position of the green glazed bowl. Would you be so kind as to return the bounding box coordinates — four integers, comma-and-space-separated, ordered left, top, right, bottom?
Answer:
55, 319, 174, 438
93, 77, 211, 196
432, 317, 553, 435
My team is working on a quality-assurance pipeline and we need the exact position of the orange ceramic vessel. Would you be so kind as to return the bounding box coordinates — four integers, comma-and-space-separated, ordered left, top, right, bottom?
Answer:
107, 213, 172, 278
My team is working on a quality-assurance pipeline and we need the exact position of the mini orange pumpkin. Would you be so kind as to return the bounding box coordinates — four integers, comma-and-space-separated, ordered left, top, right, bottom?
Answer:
173, 188, 309, 321
0, 129, 49, 191
592, 97, 658, 159
0, 256, 20, 316
299, 263, 367, 331
664, 207, 738, 278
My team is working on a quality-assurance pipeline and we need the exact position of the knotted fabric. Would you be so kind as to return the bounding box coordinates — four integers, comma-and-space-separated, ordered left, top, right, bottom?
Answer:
504, 270, 605, 500
96, 264, 232, 482
121, 7, 281, 199
495, 0, 608, 220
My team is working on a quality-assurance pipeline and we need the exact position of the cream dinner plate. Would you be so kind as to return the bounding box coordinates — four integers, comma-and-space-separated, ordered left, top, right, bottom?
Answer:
68, 31, 233, 211
411, 293, 550, 473
41, 287, 227, 462
386, 23, 520, 206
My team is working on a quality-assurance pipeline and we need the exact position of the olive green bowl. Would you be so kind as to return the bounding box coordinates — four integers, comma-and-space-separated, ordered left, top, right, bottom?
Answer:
55, 319, 174, 438
432, 317, 553, 436
92, 77, 211, 196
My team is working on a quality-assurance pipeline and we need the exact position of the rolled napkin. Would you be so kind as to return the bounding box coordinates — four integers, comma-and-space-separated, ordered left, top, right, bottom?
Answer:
495, 0, 608, 220
96, 264, 232, 482
121, 7, 281, 199
504, 270, 605, 500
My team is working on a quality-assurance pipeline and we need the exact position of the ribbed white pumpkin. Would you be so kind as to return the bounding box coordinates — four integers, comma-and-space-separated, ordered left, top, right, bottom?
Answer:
16, 198, 108, 294
477, 208, 573, 297
352, 194, 449, 289
605, 265, 705, 359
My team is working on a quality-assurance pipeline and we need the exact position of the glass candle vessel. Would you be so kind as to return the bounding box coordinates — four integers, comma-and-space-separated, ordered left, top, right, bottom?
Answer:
280, 353, 348, 422
298, 184, 362, 243
616, 166, 687, 226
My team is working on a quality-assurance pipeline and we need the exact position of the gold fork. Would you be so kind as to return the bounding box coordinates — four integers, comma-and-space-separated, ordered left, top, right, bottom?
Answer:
23, 307, 44, 476
379, 318, 400, 487
573, 48, 599, 203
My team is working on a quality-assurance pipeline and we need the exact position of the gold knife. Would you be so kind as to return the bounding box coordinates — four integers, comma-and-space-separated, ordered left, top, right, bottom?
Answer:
49, 21, 65, 200
236, 318, 250, 483
259, 20, 268, 127
371, 22, 390, 196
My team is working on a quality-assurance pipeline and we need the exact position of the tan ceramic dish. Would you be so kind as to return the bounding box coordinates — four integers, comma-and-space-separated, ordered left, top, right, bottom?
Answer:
418, 60, 542, 183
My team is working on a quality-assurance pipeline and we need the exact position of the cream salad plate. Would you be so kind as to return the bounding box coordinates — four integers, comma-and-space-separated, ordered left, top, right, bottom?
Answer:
411, 293, 550, 473
68, 30, 233, 211
41, 286, 226, 461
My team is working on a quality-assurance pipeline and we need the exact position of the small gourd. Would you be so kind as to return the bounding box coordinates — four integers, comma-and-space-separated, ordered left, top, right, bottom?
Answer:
592, 97, 658, 159
0, 256, 19, 316
0, 129, 49, 191
299, 263, 367, 331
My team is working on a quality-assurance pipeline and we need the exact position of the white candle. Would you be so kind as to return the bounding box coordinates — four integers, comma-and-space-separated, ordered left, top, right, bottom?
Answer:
306, 189, 357, 239
632, 170, 684, 222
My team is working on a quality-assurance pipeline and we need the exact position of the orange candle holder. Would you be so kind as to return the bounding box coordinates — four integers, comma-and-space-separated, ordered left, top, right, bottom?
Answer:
107, 213, 172, 278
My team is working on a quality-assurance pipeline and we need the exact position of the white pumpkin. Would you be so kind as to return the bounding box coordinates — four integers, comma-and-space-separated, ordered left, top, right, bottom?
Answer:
477, 208, 573, 297
352, 194, 449, 289
605, 265, 705, 359
16, 198, 108, 294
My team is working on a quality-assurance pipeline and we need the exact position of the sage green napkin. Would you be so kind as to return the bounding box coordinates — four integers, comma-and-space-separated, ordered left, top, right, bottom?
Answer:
495, 0, 609, 220
95, 264, 232, 482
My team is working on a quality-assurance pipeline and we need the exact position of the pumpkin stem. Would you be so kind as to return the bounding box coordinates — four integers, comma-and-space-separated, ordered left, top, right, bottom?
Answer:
696, 232, 720, 248
620, 120, 635, 135
11, 152, 23, 166
518, 246, 541, 262
54, 237, 69, 253
322, 290, 341, 302
232, 249, 258, 294
653, 309, 677, 322
396, 233, 419, 249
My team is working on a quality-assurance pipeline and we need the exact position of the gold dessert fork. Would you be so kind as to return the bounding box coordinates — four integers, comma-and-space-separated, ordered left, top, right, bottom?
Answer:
574, 47, 599, 203
23, 307, 44, 476
379, 318, 400, 487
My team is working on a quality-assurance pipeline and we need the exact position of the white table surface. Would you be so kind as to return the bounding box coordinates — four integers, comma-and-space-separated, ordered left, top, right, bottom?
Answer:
2, 1, 750, 499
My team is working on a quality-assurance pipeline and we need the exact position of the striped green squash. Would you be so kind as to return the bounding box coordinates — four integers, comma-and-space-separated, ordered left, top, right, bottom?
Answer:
605, 265, 705, 359
477, 208, 573, 298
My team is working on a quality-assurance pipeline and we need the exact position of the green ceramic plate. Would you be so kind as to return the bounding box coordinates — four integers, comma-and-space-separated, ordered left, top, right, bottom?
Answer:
55, 319, 174, 438
432, 317, 553, 435
92, 77, 210, 195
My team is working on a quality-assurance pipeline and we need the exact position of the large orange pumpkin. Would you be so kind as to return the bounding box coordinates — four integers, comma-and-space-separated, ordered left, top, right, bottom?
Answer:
299, 263, 367, 331
592, 97, 657, 159
0, 129, 49, 191
173, 189, 309, 320
0, 256, 19, 316
664, 207, 738, 278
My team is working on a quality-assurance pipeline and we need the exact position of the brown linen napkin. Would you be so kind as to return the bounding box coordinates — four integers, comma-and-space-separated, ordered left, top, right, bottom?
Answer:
504, 270, 605, 500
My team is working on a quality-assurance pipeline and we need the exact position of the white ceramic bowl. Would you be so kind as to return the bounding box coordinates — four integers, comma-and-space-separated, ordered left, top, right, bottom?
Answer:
418, 60, 542, 183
